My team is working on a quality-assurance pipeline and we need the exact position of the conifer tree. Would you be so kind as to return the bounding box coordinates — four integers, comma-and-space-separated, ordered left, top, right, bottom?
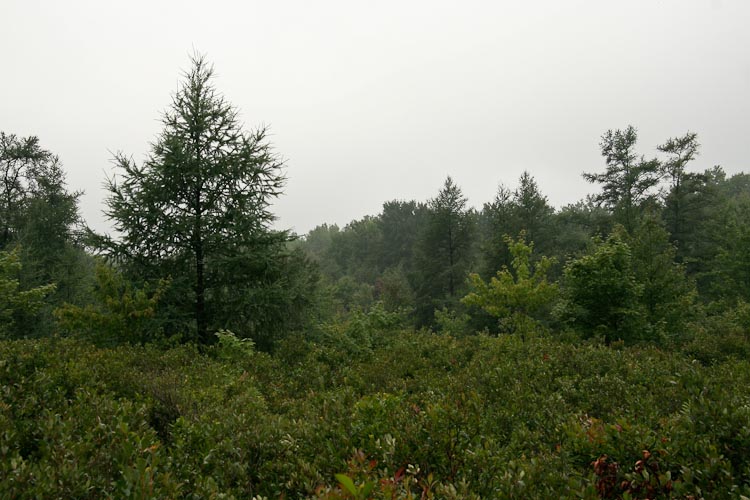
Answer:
658, 132, 700, 247
96, 54, 298, 345
584, 126, 661, 231
413, 176, 475, 324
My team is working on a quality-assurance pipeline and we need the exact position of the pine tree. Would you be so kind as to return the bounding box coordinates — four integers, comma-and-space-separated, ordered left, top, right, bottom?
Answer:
584, 126, 661, 231
658, 132, 700, 247
414, 176, 475, 325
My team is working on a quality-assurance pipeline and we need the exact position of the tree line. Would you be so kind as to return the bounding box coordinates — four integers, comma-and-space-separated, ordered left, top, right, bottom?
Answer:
2, 54, 749, 350
300, 127, 750, 346
1, 55, 317, 349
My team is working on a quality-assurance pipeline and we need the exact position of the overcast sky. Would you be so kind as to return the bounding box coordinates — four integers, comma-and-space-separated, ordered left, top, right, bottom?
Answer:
2, 0, 749, 235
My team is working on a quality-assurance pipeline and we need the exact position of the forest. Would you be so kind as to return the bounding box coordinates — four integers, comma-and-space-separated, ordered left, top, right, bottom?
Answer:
3, 56, 750, 499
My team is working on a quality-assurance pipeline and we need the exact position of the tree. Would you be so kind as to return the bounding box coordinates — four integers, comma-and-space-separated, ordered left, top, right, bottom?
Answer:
18, 158, 90, 305
328, 216, 383, 283
584, 126, 662, 231
557, 230, 644, 344
0, 248, 55, 339
658, 132, 700, 245
479, 183, 514, 278
96, 54, 302, 346
552, 198, 613, 263
0, 133, 51, 248
627, 215, 696, 340
379, 199, 425, 271
512, 172, 555, 247
463, 233, 557, 337
54, 264, 169, 345
0, 132, 90, 331
479, 172, 555, 279
413, 176, 476, 325
0, 133, 82, 252
711, 191, 750, 302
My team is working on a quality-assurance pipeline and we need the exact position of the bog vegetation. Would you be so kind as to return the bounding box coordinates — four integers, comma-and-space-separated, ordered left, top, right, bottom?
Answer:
3, 56, 750, 498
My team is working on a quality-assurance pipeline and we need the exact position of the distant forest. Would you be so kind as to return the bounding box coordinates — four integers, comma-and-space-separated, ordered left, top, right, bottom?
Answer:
298, 126, 749, 346
4, 56, 750, 498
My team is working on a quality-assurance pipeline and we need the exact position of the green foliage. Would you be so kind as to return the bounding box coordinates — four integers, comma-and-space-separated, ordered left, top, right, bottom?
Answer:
0, 132, 57, 248
379, 200, 425, 271
584, 126, 662, 231
314, 302, 407, 357
433, 306, 472, 336
627, 216, 697, 341
375, 266, 415, 313
557, 230, 644, 344
54, 264, 169, 345
464, 233, 557, 337
5, 325, 750, 497
682, 300, 750, 365
0, 132, 90, 335
479, 172, 556, 279
659, 131, 700, 247
414, 177, 476, 325
711, 192, 750, 301
0, 248, 55, 339
93, 54, 307, 346
11, 102, 750, 498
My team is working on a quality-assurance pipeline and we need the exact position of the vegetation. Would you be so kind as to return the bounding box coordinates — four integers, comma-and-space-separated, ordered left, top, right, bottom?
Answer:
3, 54, 750, 497
3, 328, 750, 498
92, 54, 312, 347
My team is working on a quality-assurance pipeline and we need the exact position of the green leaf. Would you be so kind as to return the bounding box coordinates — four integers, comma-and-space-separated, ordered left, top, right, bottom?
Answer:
335, 473, 358, 496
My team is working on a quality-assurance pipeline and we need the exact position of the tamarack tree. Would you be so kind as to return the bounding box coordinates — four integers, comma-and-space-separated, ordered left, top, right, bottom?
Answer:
95, 55, 300, 346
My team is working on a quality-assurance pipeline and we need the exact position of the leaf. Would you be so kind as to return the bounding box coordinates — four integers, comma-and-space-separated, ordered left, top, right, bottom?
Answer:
361, 481, 375, 497
335, 473, 358, 496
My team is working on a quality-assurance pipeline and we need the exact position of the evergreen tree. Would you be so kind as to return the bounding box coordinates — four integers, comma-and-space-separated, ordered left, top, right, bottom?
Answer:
479, 183, 514, 278
627, 215, 697, 340
414, 176, 476, 325
584, 126, 662, 231
711, 190, 750, 302
95, 54, 308, 346
0, 132, 90, 333
479, 173, 555, 278
513, 171, 554, 248
663, 167, 725, 285
379, 199, 424, 271
0, 249, 56, 339
658, 132, 700, 247
0, 133, 51, 248
552, 198, 613, 263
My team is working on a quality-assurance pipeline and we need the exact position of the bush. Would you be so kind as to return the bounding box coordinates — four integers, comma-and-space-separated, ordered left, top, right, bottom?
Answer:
3, 328, 750, 497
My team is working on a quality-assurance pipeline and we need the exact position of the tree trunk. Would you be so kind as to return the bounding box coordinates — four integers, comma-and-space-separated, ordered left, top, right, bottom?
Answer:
195, 228, 208, 344
193, 134, 209, 344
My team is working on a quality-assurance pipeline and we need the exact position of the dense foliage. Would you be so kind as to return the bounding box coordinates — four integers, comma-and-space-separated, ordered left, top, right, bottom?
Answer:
3, 327, 750, 498
4, 54, 750, 497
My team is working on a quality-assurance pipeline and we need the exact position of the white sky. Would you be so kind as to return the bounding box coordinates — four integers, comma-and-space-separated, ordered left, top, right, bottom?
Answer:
2, 0, 749, 235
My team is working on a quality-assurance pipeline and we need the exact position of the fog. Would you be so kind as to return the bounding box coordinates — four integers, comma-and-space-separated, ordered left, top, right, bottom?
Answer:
2, 0, 748, 234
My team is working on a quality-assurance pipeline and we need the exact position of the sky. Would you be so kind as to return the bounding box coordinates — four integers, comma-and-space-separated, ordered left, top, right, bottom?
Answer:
2, 0, 749, 235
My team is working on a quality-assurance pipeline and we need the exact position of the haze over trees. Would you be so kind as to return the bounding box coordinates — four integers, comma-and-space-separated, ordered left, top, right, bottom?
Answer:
4, 56, 750, 497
